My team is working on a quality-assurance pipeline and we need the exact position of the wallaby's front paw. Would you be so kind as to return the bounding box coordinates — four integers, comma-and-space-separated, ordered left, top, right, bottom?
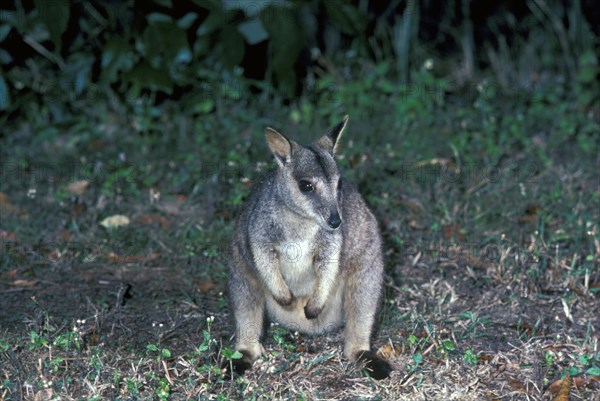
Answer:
273, 288, 294, 306
304, 298, 323, 319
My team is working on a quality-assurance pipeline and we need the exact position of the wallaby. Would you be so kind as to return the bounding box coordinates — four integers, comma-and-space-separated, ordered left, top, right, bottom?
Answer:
227, 116, 391, 379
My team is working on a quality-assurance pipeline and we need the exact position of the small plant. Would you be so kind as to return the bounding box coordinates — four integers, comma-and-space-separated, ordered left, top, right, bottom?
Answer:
544, 351, 554, 368
195, 316, 216, 354
463, 349, 478, 366
272, 325, 296, 351
221, 347, 243, 373
438, 339, 456, 357
47, 356, 63, 373
409, 352, 424, 373
155, 377, 170, 401
578, 352, 600, 376
147, 343, 172, 361
53, 330, 82, 351
28, 331, 49, 350
124, 377, 141, 396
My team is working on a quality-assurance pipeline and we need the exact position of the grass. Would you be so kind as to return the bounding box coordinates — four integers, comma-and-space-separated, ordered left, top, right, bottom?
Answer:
0, 72, 599, 400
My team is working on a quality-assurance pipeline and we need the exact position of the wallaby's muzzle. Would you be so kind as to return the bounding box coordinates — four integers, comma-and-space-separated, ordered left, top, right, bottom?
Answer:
327, 211, 342, 229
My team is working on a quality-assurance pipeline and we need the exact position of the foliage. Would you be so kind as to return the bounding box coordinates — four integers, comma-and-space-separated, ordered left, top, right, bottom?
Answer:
0, 0, 597, 126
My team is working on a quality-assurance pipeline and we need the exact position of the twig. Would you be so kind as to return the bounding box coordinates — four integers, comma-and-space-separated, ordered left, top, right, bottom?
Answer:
23, 35, 65, 70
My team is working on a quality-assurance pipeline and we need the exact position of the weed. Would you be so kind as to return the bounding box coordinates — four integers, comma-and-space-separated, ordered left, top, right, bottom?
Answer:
463, 349, 478, 366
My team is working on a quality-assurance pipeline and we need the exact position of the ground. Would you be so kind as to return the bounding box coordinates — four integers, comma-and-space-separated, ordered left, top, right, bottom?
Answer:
0, 91, 599, 400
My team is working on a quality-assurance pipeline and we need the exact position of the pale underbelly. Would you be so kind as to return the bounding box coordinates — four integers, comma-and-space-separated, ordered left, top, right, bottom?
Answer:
265, 283, 344, 335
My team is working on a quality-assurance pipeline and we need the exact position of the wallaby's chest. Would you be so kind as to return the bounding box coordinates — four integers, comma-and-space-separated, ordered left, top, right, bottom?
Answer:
275, 226, 320, 297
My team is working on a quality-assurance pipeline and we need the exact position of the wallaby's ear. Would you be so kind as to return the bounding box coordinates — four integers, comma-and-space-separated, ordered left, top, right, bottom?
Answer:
265, 127, 294, 166
317, 115, 348, 155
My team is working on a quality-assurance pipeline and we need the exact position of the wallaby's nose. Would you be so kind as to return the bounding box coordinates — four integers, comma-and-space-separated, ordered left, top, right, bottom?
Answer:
328, 212, 342, 229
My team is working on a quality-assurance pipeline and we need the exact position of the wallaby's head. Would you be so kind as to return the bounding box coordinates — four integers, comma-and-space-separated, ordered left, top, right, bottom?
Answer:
265, 116, 349, 231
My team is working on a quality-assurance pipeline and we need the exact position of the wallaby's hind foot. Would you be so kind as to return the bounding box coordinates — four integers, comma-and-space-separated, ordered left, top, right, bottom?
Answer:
356, 350, 392, 380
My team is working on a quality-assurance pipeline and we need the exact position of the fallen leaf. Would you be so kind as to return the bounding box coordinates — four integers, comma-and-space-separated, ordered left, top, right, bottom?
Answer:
66, 180, 90, 195
214, 210, 231, 219
484, 391, 501, 401
47, 250, 61, 262
70, 199, 87, 217
87, 139, 108, 151
518, 204, 540, 224
197, 281, 216, 293
399, 195, 426, 215
549, 374, 600, 394
0, 269, 17, 279
511, 321, 533, 336
377, 342, 402, 358
156, 197, 186, 215
508, 377, 527, 393
136, 214, 172, 228
84, 331, 100, 347
415, 157, 456, 171
59, 229, 72, 241
442, 224, 466, 242
408, 219, 425, 230
560, 298, 574, 323
0, 192, 16, 215
100, 215, 130, 229
33, 388, 53, 401
11, 279, 38, 287
0, 229, 17, 241
552, 372, 570, 401
108, 252, 159, 263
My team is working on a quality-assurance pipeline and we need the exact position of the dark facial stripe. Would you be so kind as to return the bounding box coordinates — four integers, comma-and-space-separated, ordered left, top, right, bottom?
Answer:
306, 145, 337, 182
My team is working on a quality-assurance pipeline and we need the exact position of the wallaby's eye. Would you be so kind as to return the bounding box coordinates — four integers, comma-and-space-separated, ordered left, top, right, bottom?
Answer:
298, 180, 314, 193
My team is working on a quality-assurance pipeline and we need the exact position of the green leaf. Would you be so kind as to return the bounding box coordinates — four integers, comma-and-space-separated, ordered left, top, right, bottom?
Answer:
178, 12, 198, 29
153, 0, 172, 8
237, 20, 268, 45
586, 366, 600, 376
0, 24, 11, 42
442, 340, 455, 351
147, 344, 159, 352
217, 26, 245, 69
261, 5, 304, 95
222, 348, 243, 360
101, 37, 135, 83
196, 11, 227, 36
147, 12, 173, 24
142, 21, 191, 67
161, 348, 171, 358
230, 350, 243, 359
123, 62, 174, 95
34, 0, 70, 51
412, 353, 423, 364
0, 74, 9, 110
323, 0, 367, 35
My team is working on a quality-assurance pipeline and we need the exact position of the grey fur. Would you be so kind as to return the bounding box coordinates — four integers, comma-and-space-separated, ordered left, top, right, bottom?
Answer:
228, 116, 391, 379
